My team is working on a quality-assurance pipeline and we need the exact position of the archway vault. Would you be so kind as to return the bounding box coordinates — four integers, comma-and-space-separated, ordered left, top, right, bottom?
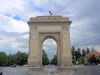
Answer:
40, 33, 60, 66
42, 38, 57, 65
28, 16, 72, 68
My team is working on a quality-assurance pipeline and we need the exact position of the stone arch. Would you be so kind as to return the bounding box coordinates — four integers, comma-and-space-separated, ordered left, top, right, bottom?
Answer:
39, 33, 61, 66
41, 34, 59, 46
43, 36, 56, 43
42, 37, 57, 65
28, 16, 72, 68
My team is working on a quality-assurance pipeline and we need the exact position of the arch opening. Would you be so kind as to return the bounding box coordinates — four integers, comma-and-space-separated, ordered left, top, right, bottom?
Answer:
42, 38, 57, 65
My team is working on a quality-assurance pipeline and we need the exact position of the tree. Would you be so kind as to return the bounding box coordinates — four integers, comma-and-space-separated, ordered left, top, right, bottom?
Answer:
7, 54, 17, 66
6, 55, 11, 66
88, 55, 97, 64
75, 48, 81, 61
78, 56, 85, 64
0, 52, 7, 66
86, 47, 90, 54
42, 50, 49, 65
71, 46, 75, 59
0, 51, 28, 66
20, 53, 28, 65
71, 46, 76, 64
78, 48, 81, 58
50, 54, 57, 65
16, 52, 22, 65
16, 52, 28, 66
82, 49, 86, 57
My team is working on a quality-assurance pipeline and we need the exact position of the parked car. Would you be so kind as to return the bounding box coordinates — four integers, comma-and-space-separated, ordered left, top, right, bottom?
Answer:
23, 65, 28, 67
11, 64, 16, 67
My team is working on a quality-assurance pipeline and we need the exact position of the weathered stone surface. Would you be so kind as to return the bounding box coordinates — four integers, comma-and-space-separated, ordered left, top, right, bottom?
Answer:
28, 16, 70, 22
27, 16, 72, 68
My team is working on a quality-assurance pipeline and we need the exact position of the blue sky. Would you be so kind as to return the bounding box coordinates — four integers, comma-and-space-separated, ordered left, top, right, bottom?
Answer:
0, 0, 100, 58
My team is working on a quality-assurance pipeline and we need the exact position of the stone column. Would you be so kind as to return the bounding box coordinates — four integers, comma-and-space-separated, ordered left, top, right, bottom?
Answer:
60, 25, 72, 67
28, 25, 42, 68
57, 38, 61, 66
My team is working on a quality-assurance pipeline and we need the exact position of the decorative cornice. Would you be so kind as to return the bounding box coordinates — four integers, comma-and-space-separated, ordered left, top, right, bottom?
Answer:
27, 16, 71, 24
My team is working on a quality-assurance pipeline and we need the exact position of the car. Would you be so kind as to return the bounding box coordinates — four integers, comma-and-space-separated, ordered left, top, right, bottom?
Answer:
23, 65, 28, 67
11, 64, 16, 67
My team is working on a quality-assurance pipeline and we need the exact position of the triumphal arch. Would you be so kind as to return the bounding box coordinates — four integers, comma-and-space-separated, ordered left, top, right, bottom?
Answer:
28, 16, 72, 68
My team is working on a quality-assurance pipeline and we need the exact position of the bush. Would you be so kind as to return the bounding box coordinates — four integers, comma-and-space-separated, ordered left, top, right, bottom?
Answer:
88, 55, 97, 65
78, 56, 85, 64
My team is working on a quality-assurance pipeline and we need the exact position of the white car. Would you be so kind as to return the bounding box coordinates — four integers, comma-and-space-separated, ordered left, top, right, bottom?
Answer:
23, 65, 28, 67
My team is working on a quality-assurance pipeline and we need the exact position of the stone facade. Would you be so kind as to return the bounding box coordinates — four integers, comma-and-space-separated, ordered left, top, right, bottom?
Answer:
27, 16, 72, 68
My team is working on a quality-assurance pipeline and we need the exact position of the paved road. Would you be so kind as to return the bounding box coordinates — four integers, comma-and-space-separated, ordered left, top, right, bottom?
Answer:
73, 65, 100, 75
2, 67, 28, 75
1, 65, 100, 75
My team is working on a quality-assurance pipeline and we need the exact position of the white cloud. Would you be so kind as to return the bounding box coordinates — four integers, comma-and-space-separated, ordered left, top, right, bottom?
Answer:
9, 17, 29, 32
0, 0, 100, 54
0, 0, 26, 20
0, 13, 29, 32
43, 38, 57, 60
0, 0, 24, 12
0, 31, 29, 54
80, 44, 100, 52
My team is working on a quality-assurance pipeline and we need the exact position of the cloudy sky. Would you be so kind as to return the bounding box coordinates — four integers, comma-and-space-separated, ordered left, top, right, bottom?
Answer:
0, 0, 100, 58
43, 39, 57, 60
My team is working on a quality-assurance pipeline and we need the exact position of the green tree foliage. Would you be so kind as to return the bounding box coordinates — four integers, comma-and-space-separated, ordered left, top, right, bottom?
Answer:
86, 47, 90, 54
88, 55, 97, 64
0, 52, 7, 66
50, 54, 57, 65
0, 51, 28, 66
42, 50, 49, 65
75, 48, 81, 61
78, 56, 85, 64
71, 46, 76, 64
71, 46, 100, 65
71, 46, 75, 59
78, 48, 81, 57
7, 54, 17, 66
16, 52, 28, 66
82, 49, 86, 57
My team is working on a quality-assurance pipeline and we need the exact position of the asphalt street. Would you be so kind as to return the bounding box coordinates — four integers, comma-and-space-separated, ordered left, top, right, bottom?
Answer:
2, 67, 28, 75
73, 65, 100, 75
1, 65, 100, 75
